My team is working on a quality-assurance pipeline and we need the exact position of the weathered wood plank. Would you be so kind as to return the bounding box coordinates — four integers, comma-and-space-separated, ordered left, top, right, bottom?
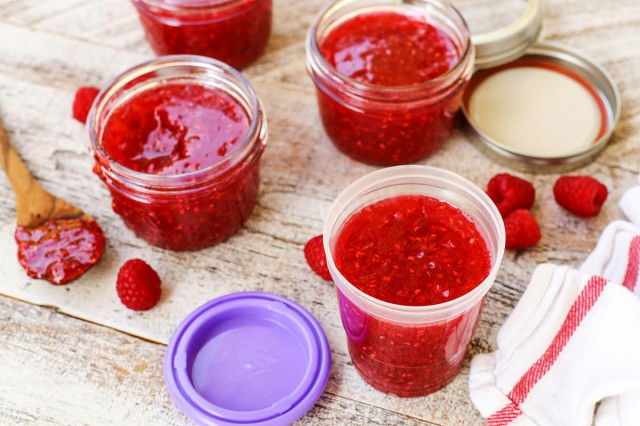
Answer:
0, 296, 440, 425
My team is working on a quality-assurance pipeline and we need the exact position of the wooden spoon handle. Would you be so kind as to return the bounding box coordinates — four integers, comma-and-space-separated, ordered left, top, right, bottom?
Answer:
0, 121, 85, 227
0, 120, 45, 202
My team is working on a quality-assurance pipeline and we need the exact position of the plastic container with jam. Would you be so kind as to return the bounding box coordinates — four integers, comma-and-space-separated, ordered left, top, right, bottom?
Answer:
131, 0, 272, 70
323, 166, 505, 397
88, 55, 267, 251
305, 0, 475, 166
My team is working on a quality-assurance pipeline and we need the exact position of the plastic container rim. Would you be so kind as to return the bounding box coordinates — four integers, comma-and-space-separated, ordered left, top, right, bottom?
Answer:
322, 165, 506, 324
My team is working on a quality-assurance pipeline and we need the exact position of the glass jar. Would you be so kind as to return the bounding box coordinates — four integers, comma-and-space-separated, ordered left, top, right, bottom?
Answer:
88, 55, 267, 251
323, 166, 505, 397
306, 0, 474, 166
131, 0, 272, 70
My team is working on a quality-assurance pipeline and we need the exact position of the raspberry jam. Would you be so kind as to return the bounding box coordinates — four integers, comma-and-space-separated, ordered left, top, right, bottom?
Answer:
101, 84, 250, 175
89, 57, 267, 251
15, 218, 105, 285
334, 195, 490, 396
324, 167, 505, 398
335, 196, 491, 306
307, 1, 473, 165
337, 290, 484, 397
320, 13, 459, 87
131, 0, 272, 70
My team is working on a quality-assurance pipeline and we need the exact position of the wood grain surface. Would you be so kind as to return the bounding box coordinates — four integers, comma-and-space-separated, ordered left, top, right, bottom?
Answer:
0, 0, 639, 424
0, 121, 90, 227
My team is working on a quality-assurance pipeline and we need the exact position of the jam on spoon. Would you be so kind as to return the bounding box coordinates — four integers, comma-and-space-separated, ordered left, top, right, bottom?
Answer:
0, 121, 105, 285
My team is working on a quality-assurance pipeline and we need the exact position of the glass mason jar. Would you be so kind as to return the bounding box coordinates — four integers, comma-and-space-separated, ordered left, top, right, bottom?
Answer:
131, 0, 272, 70
306, 0, 474, 166
323, 166, 505, 397
88, 55, 267, 251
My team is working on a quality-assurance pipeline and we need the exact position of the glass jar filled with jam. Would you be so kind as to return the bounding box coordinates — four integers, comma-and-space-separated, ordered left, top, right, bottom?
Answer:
306, 0, 474, 166
131, 0, 272, 69
88, 55, 267, 250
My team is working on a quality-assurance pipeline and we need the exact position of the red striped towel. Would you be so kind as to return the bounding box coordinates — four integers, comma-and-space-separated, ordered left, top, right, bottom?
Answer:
469, 177, 640, 425
469, 265, 640, 426
581, 219, 640, 425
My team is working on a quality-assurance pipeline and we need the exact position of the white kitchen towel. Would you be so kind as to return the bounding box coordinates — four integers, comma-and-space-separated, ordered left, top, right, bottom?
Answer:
581, 218, 640, 426
469, 264, 640, 426
595, 393, 640, 426
581, 220, 640, 296
619, 175, 640, 226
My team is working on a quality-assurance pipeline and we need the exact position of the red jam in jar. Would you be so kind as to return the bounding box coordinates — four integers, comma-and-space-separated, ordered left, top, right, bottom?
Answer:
306, 1, 473, 166
101, 84, 249, 175
324, 167, 504, 397
131, 0, 272, 70
319, 12, 459, 88
88, 56, 267, 251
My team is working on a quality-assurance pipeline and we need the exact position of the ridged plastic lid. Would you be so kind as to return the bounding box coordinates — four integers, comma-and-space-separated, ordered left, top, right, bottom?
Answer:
164, 292, 331, 425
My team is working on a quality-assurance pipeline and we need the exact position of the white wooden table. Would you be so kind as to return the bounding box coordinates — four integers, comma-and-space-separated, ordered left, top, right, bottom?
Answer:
1, 0, 639, 424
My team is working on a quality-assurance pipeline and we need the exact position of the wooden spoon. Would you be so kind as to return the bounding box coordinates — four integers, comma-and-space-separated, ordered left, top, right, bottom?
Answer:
0, 121, 92, 227
0, 119, 105, 285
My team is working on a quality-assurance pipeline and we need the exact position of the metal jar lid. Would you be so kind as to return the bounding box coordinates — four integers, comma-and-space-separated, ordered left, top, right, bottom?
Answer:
459, 0, 621, 172
472, 0, 543, 69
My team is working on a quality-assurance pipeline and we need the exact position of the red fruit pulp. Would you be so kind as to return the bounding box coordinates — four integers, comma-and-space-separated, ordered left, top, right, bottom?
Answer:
334, 195, 491, 396
132, 0, 272, 70
15, 218, 105, 285
315, 11, 465, 165
102, 84, 250, 175
320, 12, 458, 87
96, 83, 259, 251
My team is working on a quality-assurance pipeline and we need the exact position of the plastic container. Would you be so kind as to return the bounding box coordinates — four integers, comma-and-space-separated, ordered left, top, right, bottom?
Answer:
305, 0, 474, 166
88, 55, 267, 251
131, 0, 272, 70
323, 166, 505, 397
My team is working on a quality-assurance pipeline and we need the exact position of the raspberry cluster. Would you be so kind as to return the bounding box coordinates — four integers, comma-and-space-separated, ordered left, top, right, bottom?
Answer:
487, 174, 540, 249
487, 173, 608, 250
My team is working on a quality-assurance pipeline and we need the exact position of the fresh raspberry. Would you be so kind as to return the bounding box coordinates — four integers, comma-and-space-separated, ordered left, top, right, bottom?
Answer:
553, 176, 608, 217
304, 235, 332, 281
504, 209, 541, 249
72, 86, 100, 124
487, 173, 536, 217
116, 259, 162, 311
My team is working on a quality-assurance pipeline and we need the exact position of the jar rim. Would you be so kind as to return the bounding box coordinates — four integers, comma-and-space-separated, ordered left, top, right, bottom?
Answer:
323, 165, 506, 324
306, 0, 473, 95
133, 0, 250, 11
87, 55, 265, 189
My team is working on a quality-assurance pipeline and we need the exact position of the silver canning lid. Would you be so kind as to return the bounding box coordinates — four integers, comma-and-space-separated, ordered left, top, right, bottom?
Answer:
471, 0, 543, 69
461, 41, 621, 172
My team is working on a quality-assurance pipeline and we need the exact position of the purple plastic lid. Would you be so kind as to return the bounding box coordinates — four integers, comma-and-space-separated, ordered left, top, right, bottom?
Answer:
164, 292, 331, 425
